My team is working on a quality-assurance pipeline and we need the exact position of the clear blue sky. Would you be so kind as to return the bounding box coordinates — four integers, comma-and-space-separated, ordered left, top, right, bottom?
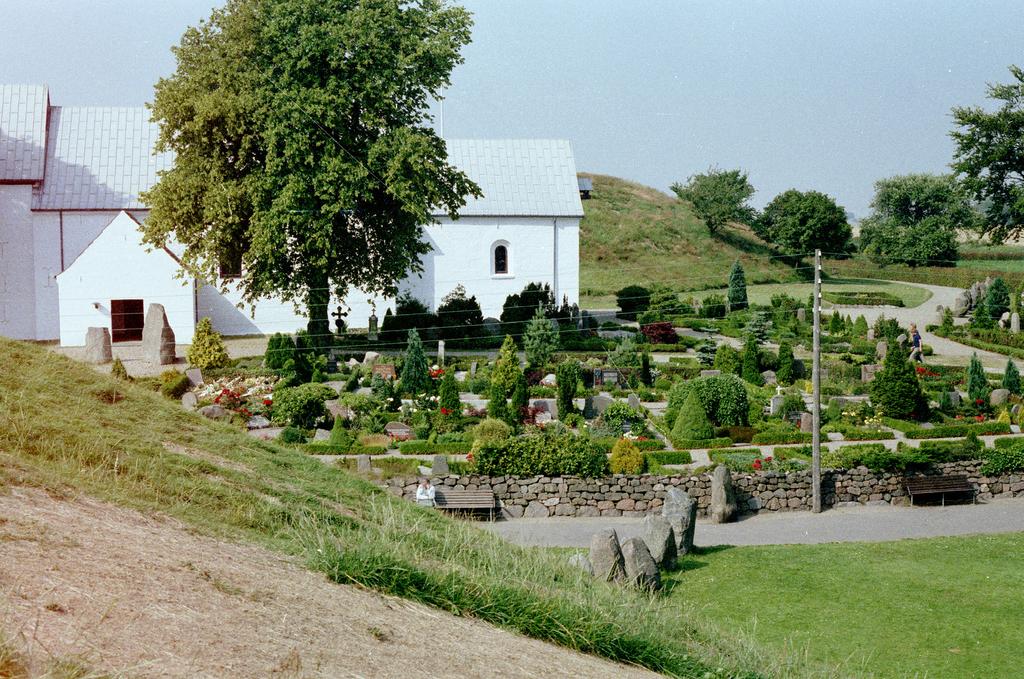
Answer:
2, 0, 1022, 216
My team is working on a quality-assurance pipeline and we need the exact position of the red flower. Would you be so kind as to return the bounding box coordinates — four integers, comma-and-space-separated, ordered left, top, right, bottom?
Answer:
263, 398, 273, 406
429, 368, 445, 379
440, 407, 452, 416
976, 398, 985, 406
975, 415, 985, 422
466, 451, 474, 462
955, 415, 964, 420
752, 459, 762, 471
765, 455, 773, 462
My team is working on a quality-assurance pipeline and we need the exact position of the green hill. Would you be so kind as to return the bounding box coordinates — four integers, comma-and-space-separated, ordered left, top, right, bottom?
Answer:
579, 174, 804, 307
0, 338, 798, 678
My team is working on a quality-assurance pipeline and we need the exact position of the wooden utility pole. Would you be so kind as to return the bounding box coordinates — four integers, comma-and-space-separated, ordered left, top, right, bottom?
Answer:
812, 249, 822, 513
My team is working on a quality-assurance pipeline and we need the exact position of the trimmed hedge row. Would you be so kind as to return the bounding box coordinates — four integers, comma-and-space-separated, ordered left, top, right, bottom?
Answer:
646, 451, 693, 465
670, 437, 733, 450
822, 290, 904, 307
903, 422, 1011, 439
750, 431, 813, 445
840, 427, 895, 441
306, 443, 389, 455
398, 441, 472, 455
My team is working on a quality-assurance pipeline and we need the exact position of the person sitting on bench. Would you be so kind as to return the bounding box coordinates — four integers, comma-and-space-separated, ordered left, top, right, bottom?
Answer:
416, 478, 436, 507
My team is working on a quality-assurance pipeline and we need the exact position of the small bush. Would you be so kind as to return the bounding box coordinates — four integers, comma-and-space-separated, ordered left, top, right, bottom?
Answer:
600, 401, 647, 434
158, 370, 191, 399
474, 431, 608, 477
471, 418, 513, 447
981, 444, 1024, 474
187, 317, 230, 370
111, 358, 130, 381
398, 441, 472, 455
646, 451, 693, 465
272, 383, 337, 429
616, 285, 651, 320
609, 439, 645, 474
640, 322, 678, 345
278, 426, 306, 444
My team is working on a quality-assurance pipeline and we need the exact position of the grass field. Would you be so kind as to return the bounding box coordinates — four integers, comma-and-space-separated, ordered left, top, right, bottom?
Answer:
686, 278, 932, 309
671, 534, 1024, 679
579, 174, 805, 306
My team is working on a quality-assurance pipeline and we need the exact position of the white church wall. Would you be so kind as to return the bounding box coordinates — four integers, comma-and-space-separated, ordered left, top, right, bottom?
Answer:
57, 212, 195, 346
0, 185, 37, 339
555, 218, 581, 307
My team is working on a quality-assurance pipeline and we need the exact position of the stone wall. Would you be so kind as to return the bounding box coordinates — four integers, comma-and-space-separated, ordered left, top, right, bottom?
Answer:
387, 461, 1024, 518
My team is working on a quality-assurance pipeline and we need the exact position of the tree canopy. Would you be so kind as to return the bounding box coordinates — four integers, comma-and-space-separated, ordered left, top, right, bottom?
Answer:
858, 174, 977, 267
141, 0, 480, 342
670, 169, 755, 235
951, 65, 1024, 242
756, 189, 852, 256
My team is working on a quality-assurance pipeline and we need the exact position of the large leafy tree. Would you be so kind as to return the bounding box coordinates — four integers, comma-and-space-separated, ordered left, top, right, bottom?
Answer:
858, 174, 977, 267
670, 169, 755, 235
756, 189, 852, 256
141, 0, 480, 344
951, 65, 1024, 242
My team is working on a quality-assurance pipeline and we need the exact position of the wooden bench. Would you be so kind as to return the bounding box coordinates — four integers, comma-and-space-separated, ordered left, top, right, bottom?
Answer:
905, 475, 976, 506
434, 489, 497, 521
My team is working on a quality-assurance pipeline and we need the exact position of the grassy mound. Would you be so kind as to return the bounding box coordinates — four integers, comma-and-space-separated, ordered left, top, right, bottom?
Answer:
0, 338, 803, 678
578, 174, 803, 306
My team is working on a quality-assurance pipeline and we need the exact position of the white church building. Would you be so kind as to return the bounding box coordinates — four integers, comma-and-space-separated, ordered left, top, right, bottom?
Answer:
0, 84, 582, 346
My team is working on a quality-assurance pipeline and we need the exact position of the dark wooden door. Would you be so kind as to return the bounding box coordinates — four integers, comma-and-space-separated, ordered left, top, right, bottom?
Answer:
111, 299, 144, 342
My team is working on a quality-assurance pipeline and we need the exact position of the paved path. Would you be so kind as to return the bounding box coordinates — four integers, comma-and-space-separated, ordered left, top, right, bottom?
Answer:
482, 496, 1024, 547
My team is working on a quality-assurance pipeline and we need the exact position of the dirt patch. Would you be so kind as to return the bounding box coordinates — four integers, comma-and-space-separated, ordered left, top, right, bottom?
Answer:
0, 488, 659, 678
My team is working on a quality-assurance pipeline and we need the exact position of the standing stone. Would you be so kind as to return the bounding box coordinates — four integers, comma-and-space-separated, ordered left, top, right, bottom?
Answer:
796, 308, 807, 323
1000, 312, 1011, 329
627, 393, 641, 409
432, 454, 449, 475
437, 339, 445, 365
866, 328, 875, 340
583, 396, 596, 419
567, 552, 594, 576
591, 394, 613, 417
141, 304, 175, 365
1012, 313, 1021, 334
620, 538, 661, 591
181, 392, 198, 409
185, 367, 204, 386
953, 293, 970, 317
470, 361, 478, 377
589, 529, 625, 582
990, 388, 1011, 407
198, 404, 230, 421
875, 341, 888, 360
83, 327, 112, 364
662, 487, 697, 554
313, 428, 331, 441
761, 370, 777, 385
641, 515, 677, 569
709, 464, 737, 524
799, 412, 814, 433
356, 455, 372, 473
769, 394, 785, 416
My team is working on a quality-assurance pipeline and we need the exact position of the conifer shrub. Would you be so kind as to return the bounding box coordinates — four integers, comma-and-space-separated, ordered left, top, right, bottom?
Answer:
853, 314, 869, 337
400, 328, 430, 395
158, 370, 191, 399
741, 336, 763, 385
264, 332, 294, 370
672, 390, 715, 442
776, 341, 795, 384
110, 358, 130, 381
966, 353, 990, 403
610, 439, 645, 474
487, 379, 509, 423
438, 370, 461, 419
524, 307, 559, 367
555, 361, 580, 420
510, 371, 529, 424
714, 344, 740, 375
727, 260, 748, 311
870, 346, 928, 420
616, 284, 651, 321
187, 317, 230, 370
985, 277, 1011, 320
1002, 359, 1021, 394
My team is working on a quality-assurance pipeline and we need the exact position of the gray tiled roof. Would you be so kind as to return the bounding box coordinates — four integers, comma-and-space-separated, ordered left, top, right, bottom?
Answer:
34, 106, 173, 210
0, 85, 49, 182
438, 139, 584, 218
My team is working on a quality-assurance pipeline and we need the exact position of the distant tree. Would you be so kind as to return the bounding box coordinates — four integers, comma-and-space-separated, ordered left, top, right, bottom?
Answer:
523, 307, 559, 368
985, 277, 1011, 321
951, 65, 1024, 242
400, 329, 430, 395
671, 169, 756, 235
741, 336, 763, 385
727, 261, 748, 311
1002, 359, 1021, 395
776, 341, 795, 385
966, 353, 990, 403
141, 0, 478, 342
616, 285, 651, 321
501, 282, 556, 337
381, 292, 437, 343
436, 285, 484, 341
756, 189, 852, 255
859, 174, 978, 266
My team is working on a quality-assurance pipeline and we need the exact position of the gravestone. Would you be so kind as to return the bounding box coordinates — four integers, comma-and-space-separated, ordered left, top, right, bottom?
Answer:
346, 357, 360, 367
567, 552, 594, 576
83, 327, 112, 364
431, 455, 449, 475
589, 529, 625, 582
799, 412, 814, 433
540, 373, 557, 386
313, 428, 331, 441
325, 400, 353, 420
141, 304, 175, 365
356, 455, 372, 473
535, 411, 553, 424
246, 415, 270, 430
861, 363, 883, 382
181, 392, 198, 410
866, 328, 875, 340
583, 396, 597, 419
1013, 313, 1021, 333
591, 394, 613, 417
185, 367, 204, 387
470, 361, 478, 376
437, 340, 445, 365
371, 363, 397, 380
769, 394, 785, 416
198, 404, 230, 421
620, 538, 661, 590
709, 465, 737, 524
796, 308, 806, 323
600, 369, 621, 387
662, 487, 697, 554
990, 388, 1010, 407
699, 369, 721, 378
952, 292, 970, 316
367, 312, 378, 341
362, 351, 381, 365
949, 391, 962, 409
627, 393, 641, 408
875, 341, 888, 360
640, 515, 677, 568
761, 370, 777, 385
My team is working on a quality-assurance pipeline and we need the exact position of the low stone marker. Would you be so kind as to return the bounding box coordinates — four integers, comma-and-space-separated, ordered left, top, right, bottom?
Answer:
198, 404, 230, 421
662, 487, 697, 554
991, 388, 1010, 407
699, 369, 721, 378
181, 392, 198, 409
1014, 313, 1021, 333
769, 394, 785, 416
627, 393, 641, 408
796, 308, 806, 323
799, 412, 814, 433
437, 339, 445, 365
431, 455, 449, 475
567, 552, 593, 576
185, 367, 204, 386
861, 364, 883, 382
356, 455, 372, 473
640, 515, 677, 569
761, 370, 777, 385
362, 351, 381, 365
384, 420, 413, 440
589, 529, 625, 582
84, 327, 112, 364
710, 464, 737, 524
875, 341, 888, 360
371, 363, 396, 380
313, 428, 331, 441
141, 303, 176, 365
540, 373, 557, 386
620, 538, 661, 591
246, 415, 270, 430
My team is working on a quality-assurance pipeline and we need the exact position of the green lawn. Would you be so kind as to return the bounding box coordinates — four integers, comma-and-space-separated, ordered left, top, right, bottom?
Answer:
957, 259, 1024, 273
686, 278, 932, 309
670, 534, 1024, 678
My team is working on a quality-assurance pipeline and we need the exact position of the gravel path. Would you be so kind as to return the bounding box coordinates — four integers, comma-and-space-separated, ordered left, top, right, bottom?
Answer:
482, 496, 1024, 548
